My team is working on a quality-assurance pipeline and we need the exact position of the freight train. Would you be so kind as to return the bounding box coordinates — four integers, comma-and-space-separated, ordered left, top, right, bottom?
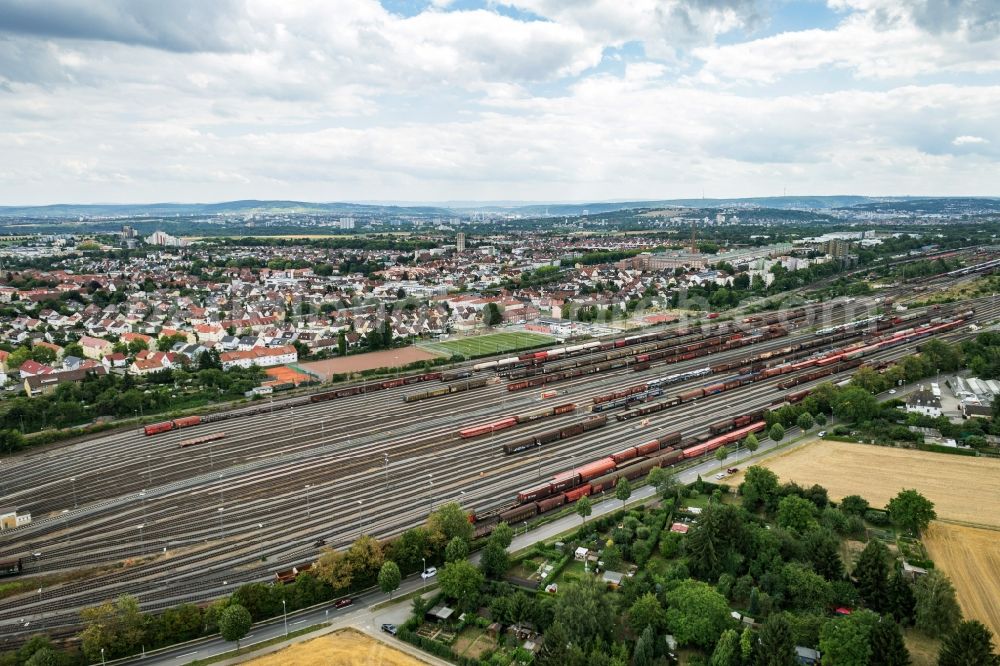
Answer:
502, 415, 608, 455
404, 377, 488, 402
473, 420, 767, 535
459, 403, 578, 439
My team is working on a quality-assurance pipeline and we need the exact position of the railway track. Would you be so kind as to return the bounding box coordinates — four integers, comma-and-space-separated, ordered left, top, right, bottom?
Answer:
0, 293, 994, 638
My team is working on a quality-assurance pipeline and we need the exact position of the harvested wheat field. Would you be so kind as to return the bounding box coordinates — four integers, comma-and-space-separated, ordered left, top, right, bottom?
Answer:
726, 440, 1000, 527
246, 628, 432, 666
923, 522, 1000, 640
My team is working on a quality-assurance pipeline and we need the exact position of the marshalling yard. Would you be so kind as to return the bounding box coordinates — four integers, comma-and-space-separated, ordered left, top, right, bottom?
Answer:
1, 262, 998, 646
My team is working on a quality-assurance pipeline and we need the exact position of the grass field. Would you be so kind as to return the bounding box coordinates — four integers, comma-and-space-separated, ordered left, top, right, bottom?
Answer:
423, 331, 554, 358
924, 522, 1000, 640
246, 629, 431, 666
726, 440, 1000, 527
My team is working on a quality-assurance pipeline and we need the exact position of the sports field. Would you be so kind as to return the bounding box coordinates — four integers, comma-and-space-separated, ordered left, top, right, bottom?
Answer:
423, 332, 554, 358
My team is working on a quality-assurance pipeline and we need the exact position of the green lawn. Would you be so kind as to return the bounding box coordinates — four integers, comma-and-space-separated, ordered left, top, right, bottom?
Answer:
424, 332, 555, 358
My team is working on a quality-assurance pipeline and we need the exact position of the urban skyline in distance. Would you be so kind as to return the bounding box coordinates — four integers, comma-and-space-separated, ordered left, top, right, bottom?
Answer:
1, 0, 999, 205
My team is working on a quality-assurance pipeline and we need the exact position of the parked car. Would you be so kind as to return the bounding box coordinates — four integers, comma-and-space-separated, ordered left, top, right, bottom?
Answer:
726, 467, 739, 474
889, 389, 897, 394
421, 567, 437, 579
818, 431, 827, 438
715, 472, 727, 480
381, 623, 398, 635
334, 597, 353, 609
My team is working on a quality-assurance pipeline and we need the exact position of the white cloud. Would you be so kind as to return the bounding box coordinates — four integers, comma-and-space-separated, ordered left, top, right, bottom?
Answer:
0, 0, 997, 203
952, 135, 989, 146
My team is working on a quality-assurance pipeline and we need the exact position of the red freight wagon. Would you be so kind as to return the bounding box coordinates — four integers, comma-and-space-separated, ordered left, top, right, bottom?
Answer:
173, 416, 202, 428
518, 483, 555, 503
144, 421, 174, 436
551, 471, 580, 492
553, 403, 577, 415
575, 457, 617, 482
660, 432, 682, 447
636, 439, 661, 456
459, 417, 517, 439
678, 388, 704, 401
564, 485, 592, 502
537, 495, 566, 512
611, 447, 639, 464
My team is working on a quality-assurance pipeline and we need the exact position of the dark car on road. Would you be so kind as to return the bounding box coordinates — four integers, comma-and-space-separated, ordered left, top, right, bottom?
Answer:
334, 597, 353, 609
381, 623, 397, 635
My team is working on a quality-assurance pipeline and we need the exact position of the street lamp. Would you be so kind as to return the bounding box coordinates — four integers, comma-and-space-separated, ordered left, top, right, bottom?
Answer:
218, 507, 225, 538
422, 557, 427, 590
139, 489, 147, 523
257, 523, 264, 560
70, 476, 77, 508
383, 453, 390, 491
282, 599, 288, 636
357, 499, 363, 536
138, 524, 145, 556
304, 484, 312, 518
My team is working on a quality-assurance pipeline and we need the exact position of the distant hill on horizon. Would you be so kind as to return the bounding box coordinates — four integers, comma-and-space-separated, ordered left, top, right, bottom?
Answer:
1, 195, 998, 218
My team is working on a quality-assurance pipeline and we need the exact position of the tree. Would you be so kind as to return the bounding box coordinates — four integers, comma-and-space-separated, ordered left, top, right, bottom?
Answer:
552, 577, 614, 649
855, 540, 891, 613
485, 302, 503, 327
716, 445, 729, 461
438, 560, 483, 611
797, 412, 815, 432
491, 521, 514, 549
888, 569, 916, 625
755, 614, 797, 666
345, 535, 384, 585
648, 466, 681, 499
426, 502, 473, 551
615, 477, 631, 508
832, 386, 880, 423
840, 495, 870, 517
887, 489, 936, 536
740, 466, 780, 511
628, 592, 666, 636
711, 628, 742, 666
537, 621, 572, 666
938, 620, 1000, 666
770, 423, 785, 441
24, 648, 60, 666
445, 536, 469, 562
782, 563, 833, 613
744, 432, 760, 452
914, 570, 962, 638
776, 494, 818, 534
481, 541, 509, 579
219, 604, 253, 650
313, 548, 353, 592
378, 561, 401, 600
869, 616, 911, 666
819, 610, 880, 666
664, 580, 732, 650
576, 495, 593, 523
633, 625, 656, 666
79, 594, 146, 661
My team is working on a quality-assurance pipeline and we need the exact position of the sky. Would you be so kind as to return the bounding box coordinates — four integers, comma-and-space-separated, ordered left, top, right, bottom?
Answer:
0, 0, 998, 205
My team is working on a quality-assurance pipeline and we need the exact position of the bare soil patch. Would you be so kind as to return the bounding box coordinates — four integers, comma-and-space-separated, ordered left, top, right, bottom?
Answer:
245, 628, 432, 666
923, 522, 1000, 640
727, 441, 1000, 527
299, 347, 440, 380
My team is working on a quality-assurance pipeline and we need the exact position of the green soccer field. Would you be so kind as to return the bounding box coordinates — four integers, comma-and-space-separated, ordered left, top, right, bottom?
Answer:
425, 331, 555, 358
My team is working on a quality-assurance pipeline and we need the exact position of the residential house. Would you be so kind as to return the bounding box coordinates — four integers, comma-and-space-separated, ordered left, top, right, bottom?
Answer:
80, 335, 113, 360
24, 366, 108, 397
219, 345, 297, 370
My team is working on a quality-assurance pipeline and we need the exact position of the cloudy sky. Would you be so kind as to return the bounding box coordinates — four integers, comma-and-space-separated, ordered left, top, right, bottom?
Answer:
1, 0, 998, 205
